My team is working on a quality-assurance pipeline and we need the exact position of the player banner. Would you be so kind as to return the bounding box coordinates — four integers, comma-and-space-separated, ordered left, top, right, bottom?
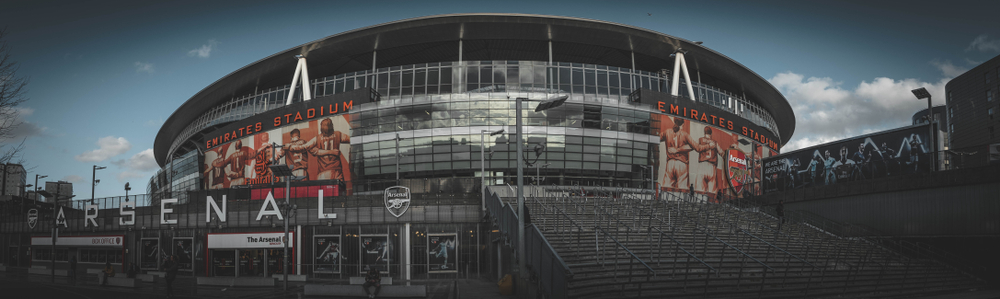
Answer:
360, 235, 389, 273
726, 149, 749, 195
140, 239, 159, 269
173, 238, 193, 271
428, 234, 457, 273
314, 236, 342, 274
762, 125, 932, 193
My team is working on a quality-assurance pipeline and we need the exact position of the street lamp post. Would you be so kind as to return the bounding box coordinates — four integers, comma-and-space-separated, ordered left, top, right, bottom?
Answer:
394, 133, 405, 185
481, 129, 505, 212
92, 165, 107, 204
515, 95, 567, 285
34, 174, 47, 202
640, 165, 654, 201
124, 182, 131, 202
911, 87, 935, 173
268, 161, 301, 291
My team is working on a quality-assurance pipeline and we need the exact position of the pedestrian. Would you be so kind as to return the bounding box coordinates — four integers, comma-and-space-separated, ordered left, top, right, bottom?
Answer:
688, 184, 695, 202
69, 256, 77, 280
776, 199, 785, 226
715, 189, 723, 203
101, 261, 114, 286
362, 266, 381, 298
127, 262, 137, 278
163, 255, 179, 298
523, 204, 531, 227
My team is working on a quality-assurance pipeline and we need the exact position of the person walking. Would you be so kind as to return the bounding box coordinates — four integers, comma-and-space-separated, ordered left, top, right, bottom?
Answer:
163, 255, 179, 298
68, 256, 77, 280
776, 199, 786, 229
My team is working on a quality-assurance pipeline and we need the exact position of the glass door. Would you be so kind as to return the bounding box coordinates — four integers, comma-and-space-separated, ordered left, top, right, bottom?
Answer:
239, 249, 264, 277
266, 249, 285, 277
212, 250, 235, 276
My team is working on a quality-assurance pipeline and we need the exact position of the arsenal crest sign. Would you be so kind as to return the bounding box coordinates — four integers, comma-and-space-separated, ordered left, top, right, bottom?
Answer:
726, 149, 749, 195
27, 209, 38, 229
384, 186, 411, 218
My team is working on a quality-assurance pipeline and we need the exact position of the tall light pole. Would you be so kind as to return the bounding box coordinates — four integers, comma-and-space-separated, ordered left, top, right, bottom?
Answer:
912, 87, 935, 173
34, 174, 47, 202
515, 95, 567, 285
481, 129, 504, 212
268, 160, 301, 291
92, 165, 106, 204
639, 165, 654, 201
124, 182, 131, 202
394, 133, 405, 185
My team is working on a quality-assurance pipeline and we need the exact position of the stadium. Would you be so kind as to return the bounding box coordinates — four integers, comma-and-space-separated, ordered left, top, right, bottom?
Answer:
12, 13, 985, 298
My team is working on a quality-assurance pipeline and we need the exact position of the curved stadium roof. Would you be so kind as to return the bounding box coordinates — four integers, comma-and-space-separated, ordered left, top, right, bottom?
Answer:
155, 13, 795, 167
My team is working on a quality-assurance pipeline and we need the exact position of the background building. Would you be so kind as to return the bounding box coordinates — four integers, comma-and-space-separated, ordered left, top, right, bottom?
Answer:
0, 163, 27, 198
945, 54, 1000, 168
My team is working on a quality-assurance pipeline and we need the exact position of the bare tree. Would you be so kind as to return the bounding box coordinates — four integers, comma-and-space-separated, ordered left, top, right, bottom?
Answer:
0, 27, 29, 165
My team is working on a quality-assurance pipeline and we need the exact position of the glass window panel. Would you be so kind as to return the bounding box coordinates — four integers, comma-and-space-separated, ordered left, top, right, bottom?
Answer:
441, 67, 452, 84
566, 161, 582, 169
584, 162, 600, 170
493, 66, 505, 85
427, 69, 439, 85
571, 69, 583, 86
519, 65, 533, 84
480, 66, 493, 85
415, 163, 433, 171
415, 69, 426, 86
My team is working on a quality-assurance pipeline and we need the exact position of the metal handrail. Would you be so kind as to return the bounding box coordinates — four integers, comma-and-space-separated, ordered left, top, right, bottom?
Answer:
739, 228, 817, 268
594, 225, 657, 276
694, 225, 774, 272
648, 226, 717, 274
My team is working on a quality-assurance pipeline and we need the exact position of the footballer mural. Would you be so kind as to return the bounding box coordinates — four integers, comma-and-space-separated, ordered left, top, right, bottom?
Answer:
203, 114, 353, 195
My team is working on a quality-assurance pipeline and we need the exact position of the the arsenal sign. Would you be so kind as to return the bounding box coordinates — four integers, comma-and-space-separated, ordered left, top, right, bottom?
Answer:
384, 186, 411, 218
726, 149, 749, 195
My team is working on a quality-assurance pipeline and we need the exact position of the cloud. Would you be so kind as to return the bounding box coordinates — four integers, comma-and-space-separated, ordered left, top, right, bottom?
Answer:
2, 107, 47, 141
112, 148, 158, 172
144, 118, 163, 127
75, 136, 132, 162
772, 72, 948, 152
966, 34, 1000, 52
930, 60, 968, 78
134, 61, 154, 73
116, 171, 144, 182
188, 39, 219, 58
62, 175, 84, 183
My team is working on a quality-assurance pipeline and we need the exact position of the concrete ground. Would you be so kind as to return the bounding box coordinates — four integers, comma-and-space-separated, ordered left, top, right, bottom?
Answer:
0, 267, 518, 299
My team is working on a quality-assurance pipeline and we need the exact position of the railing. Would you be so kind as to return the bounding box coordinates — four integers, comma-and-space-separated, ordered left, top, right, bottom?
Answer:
647, 226, 715, 293
594, 226, 656, 297
485, 190, 572, 299
525, 224, 573, 299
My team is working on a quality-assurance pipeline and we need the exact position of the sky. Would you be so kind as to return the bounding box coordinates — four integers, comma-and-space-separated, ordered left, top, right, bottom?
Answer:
1, 0, 998, 200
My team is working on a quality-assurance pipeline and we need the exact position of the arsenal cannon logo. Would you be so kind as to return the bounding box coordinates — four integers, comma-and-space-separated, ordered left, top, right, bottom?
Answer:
27, 209, 38, 229
384, 186, 411, 218
726, 149, 749, 195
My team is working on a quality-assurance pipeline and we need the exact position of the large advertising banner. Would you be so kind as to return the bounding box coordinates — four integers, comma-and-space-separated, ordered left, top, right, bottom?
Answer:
427, 234, 457, 273
140, 238, 159, 269
653, 114, 761, 199
203, 115, 353, 195
762, 125, 931, 193
360, 235, 389, 272
314, 236, 342, 274
173, 238, 193, 271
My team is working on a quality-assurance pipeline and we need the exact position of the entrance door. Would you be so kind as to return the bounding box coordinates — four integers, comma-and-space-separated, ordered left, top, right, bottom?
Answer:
266, 249, 284, 276
212, 250, 235, 276
238, 249, 264, 277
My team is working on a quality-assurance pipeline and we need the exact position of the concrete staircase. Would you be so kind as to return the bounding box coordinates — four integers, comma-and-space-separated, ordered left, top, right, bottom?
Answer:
514, 190, 984, 299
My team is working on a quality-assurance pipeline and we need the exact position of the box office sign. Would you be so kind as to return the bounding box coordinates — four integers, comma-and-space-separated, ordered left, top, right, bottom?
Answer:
32, 235, 124, 247
208, 232, 293, 249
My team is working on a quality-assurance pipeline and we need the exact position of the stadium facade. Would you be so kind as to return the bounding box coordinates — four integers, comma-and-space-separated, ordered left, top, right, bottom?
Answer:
3, 14, 793, 280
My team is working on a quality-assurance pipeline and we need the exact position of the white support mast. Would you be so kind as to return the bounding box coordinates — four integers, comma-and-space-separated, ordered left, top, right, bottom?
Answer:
285, 55, 313, 105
